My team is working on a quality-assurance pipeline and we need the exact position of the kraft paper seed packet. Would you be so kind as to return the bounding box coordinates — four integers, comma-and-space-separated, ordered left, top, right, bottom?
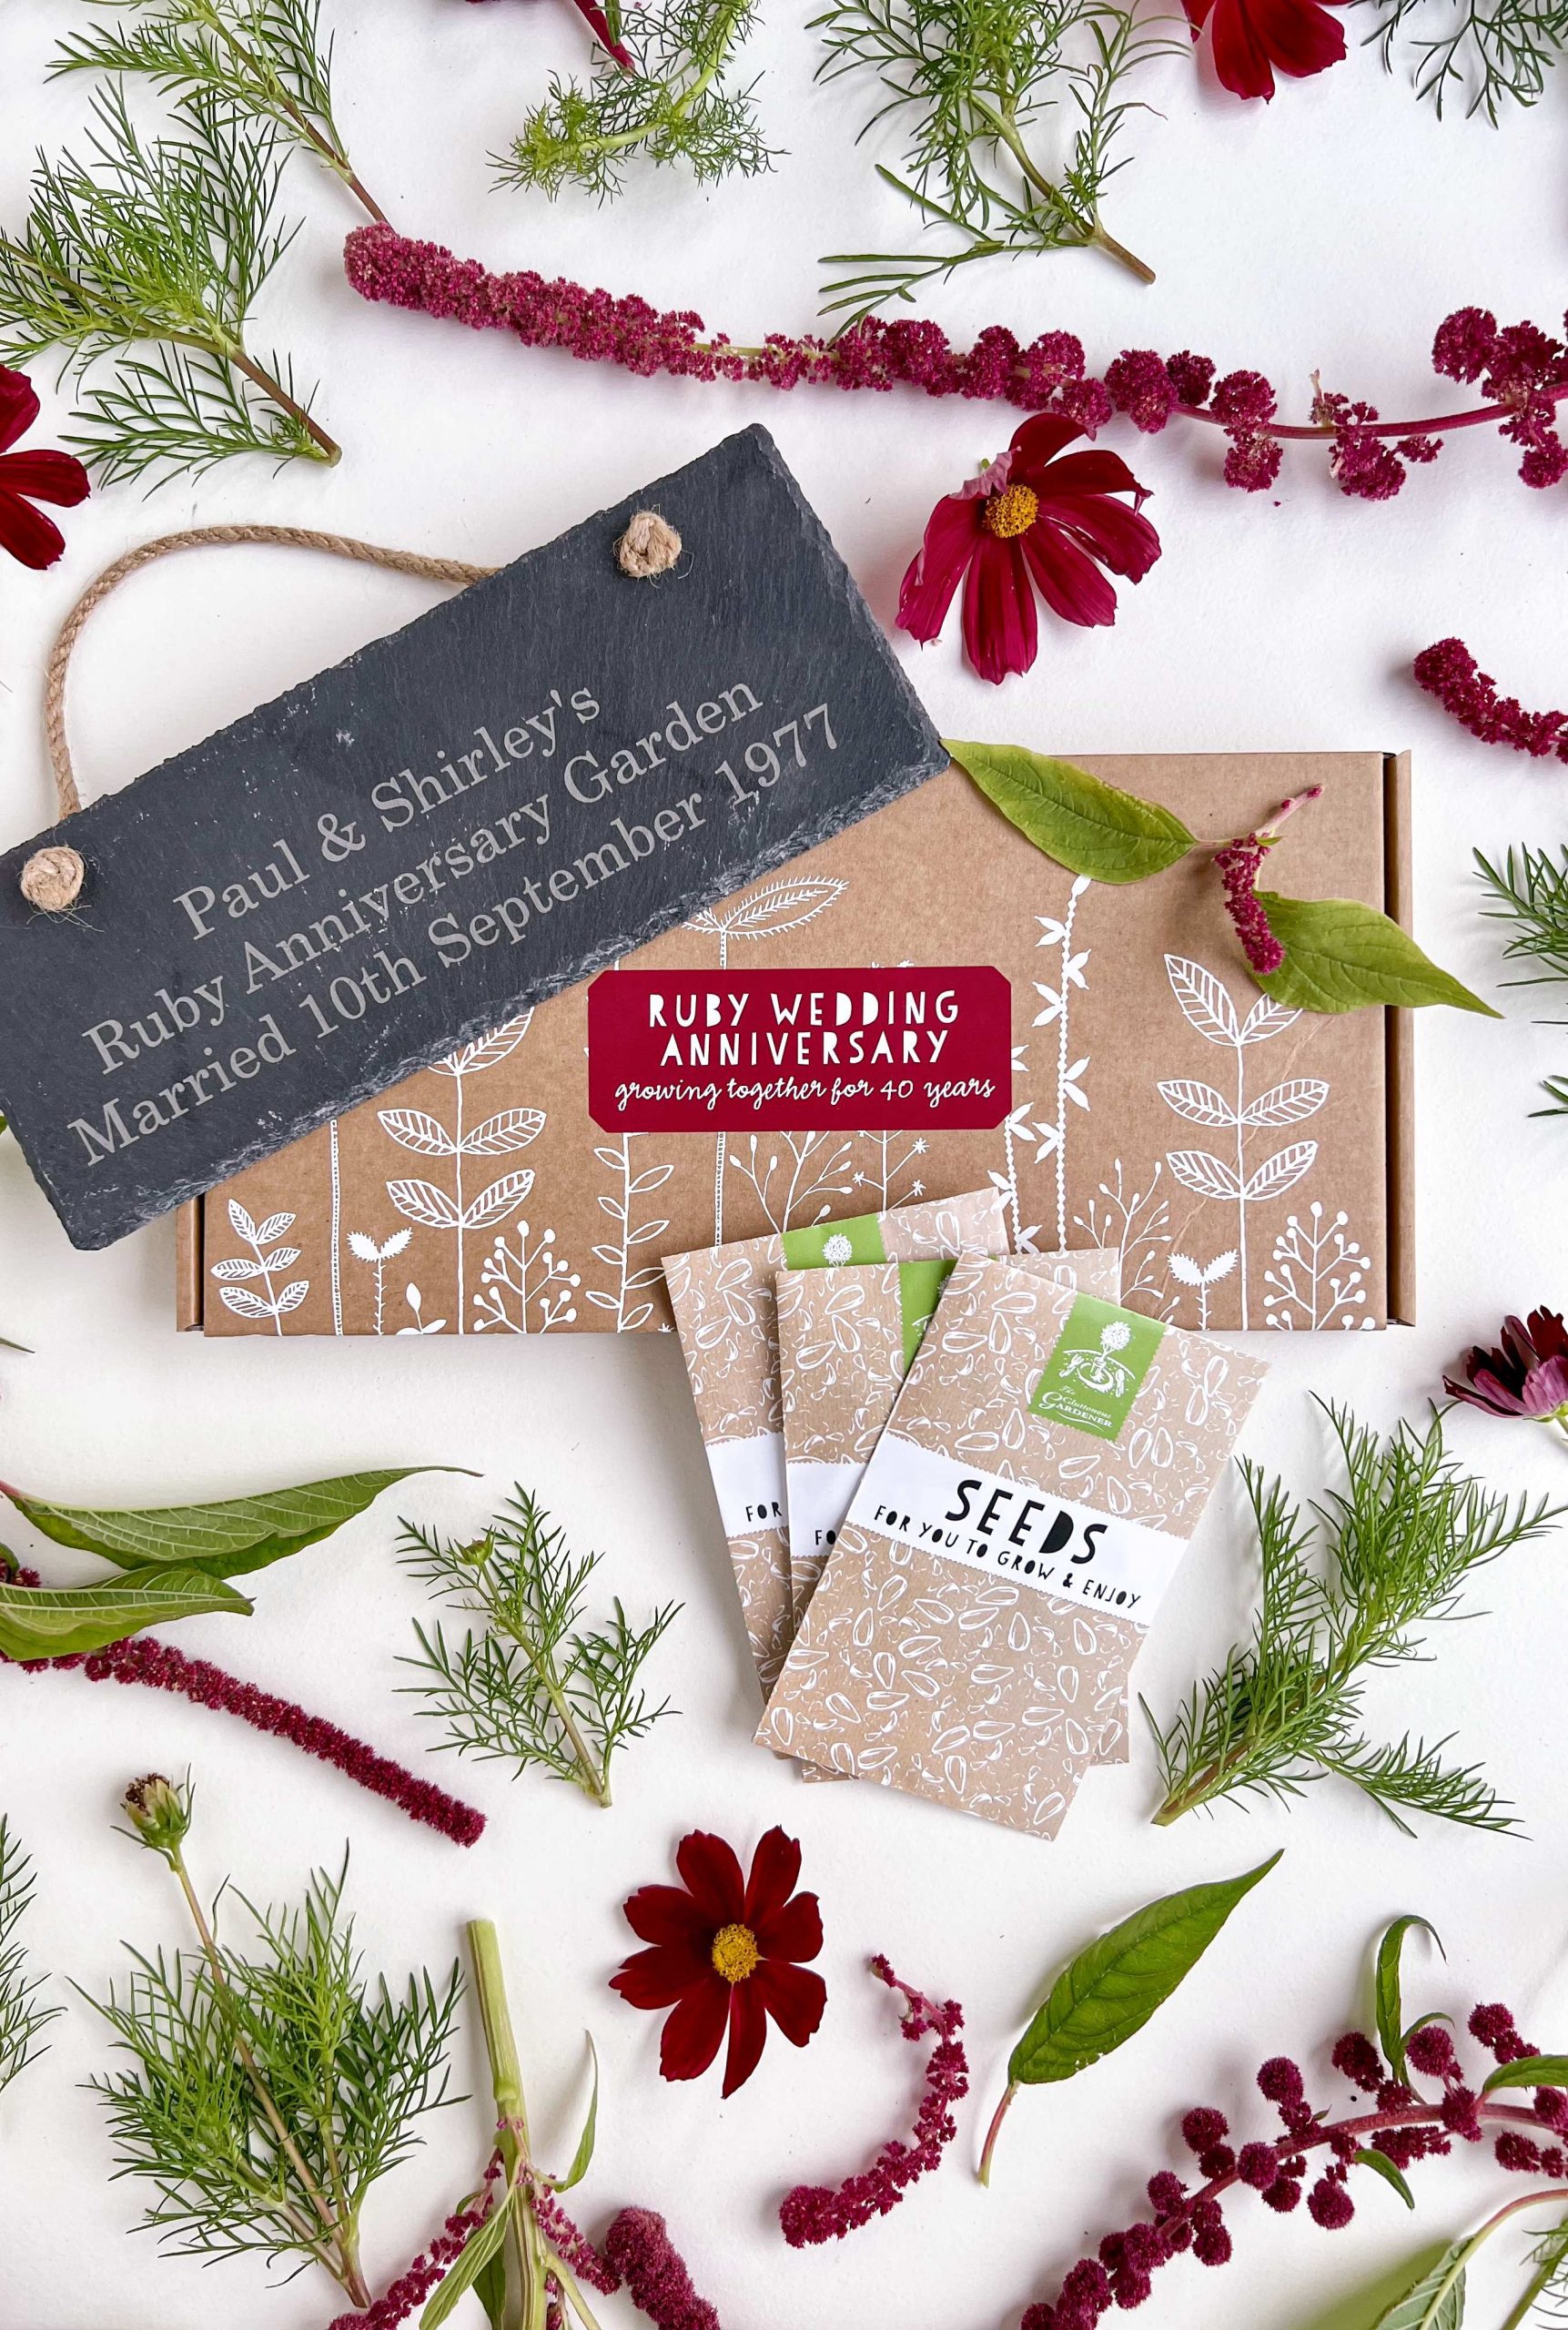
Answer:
774, 1243, 1131, 1783
756, 1257, 1269, 1837
663, 1188, 1008, 1696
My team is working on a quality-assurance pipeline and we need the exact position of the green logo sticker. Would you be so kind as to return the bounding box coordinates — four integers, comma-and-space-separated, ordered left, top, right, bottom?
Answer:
1030, 1293, 1165, 1441
896, 1259, 956, 1369
781, 1212, 888, 1271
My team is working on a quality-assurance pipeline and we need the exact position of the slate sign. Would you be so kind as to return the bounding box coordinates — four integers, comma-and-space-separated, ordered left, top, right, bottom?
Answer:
0, 426, 946, 1250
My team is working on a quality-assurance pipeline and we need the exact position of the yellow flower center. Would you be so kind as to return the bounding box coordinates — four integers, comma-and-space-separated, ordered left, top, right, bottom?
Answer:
982, 482, 1039, 539
710, 1922, 761, 1984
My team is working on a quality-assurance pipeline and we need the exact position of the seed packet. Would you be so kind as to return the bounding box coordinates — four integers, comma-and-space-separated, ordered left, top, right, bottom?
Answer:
756, 1257, 1269, 1838
774, 1247, 1121, 1626
774, 1243, 1129, 1783
663, 1189, 1009, 1696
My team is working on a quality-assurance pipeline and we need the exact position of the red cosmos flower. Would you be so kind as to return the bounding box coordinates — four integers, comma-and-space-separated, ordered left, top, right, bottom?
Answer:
897, 415, 1160, 686
611, 1828, 825, 2097
1183, 0, 1347, 101
0, 368, 89, 572
1445, 1308, 1568, 1443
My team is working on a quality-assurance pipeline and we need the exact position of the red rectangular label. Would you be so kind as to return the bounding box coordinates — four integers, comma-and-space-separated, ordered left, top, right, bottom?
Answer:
587, 967, 1011, 1132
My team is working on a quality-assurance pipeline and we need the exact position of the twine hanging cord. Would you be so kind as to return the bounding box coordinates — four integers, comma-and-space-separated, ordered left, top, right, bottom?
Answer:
21, 507, 684, 913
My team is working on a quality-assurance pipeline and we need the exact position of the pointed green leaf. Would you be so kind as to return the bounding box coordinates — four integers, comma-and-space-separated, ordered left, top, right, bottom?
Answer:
554, 2034, 599, 2192
1007, 1852, 1280, 2087
1371, 2238, 1468, 2330
1294, 2246, 1452, 2330
475, 2249, 508, 2330
1376, 1916, 1443, 2083
1355, 2148, 1417, 2209
1255, 895, 1499, 1017
422, 2195, 514, 2330
0, 1568, 252, 1660
1482, 2054, 1568, 2094
3, 1468, 470, 1580
946, 741, 1195, 885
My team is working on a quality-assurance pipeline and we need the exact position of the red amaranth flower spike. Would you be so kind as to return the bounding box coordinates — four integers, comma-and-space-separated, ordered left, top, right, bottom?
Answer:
602, 2209, 725, 2330
1020, 1944, 1568, 2330
1413, 637, 1568, 760
779, 1956, 968, 2245
1212, 786, 1322, 974
5, 1633, 484, 1846
324, 2188, 497, 2330
343, 234, 1568, 516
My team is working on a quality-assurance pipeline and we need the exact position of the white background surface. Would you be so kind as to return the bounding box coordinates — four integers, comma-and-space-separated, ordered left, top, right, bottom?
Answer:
2, 5, 1568, 2326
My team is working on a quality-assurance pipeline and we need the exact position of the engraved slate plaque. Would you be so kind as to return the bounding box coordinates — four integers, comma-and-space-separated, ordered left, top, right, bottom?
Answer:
0, 425, 945, 1250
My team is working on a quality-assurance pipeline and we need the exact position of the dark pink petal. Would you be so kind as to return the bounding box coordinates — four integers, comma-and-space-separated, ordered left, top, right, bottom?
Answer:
622, 1882, 713, 1950
1527, 1309, 1568, 1363
657, 1972, 731, 2082
0, 369, 40, 456
753, 1889, 823, 1966
962, 532, 1037, 684
897, 492, 982, 644
744, 1827, 802, 1925
611, 1938, 711, 2011
0, 487, 66, 572
1007, 413, 1087, 474
722, 1979, 769, 2096
674, 1831, 746, 1926
1047, 496, 1163, 584
1209, 0, 1280, 96
754, 1959, 828, 2047
1522, 1356, 1568, 1413
0, 449, 89, 508
1247, 0, 1347, 77
1024, 449, 1147, 501
1022, 524, 1119, 628
1462, 1366, 1531, 1416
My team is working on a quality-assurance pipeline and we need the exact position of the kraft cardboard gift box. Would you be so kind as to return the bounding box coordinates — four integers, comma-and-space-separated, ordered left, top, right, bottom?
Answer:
180, 753, 1415, 1339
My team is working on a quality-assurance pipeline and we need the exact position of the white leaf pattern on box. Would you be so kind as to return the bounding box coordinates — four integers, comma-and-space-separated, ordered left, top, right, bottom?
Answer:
1159, 957, 1326, 1329
1264, 1201, 1374, 1331
210, 1201, 309, 1336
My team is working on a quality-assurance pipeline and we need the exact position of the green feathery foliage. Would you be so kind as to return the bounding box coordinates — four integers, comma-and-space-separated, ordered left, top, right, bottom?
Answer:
0, 1819, 60, 2110
1149, 1403, 1564, 1836
53, 0, 387, 218
811, 0, 1179, 323
399, 1491, 680, 1808
1368, 0, 1568, 118
497, 0, 775, 199
88, 1794, 460, 2307
0, 84, 337, 483
1477, 842, 1568, 1115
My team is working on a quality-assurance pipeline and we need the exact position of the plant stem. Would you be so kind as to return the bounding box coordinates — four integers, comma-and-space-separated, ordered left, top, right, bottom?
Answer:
978, 2079, 1018, 2185
227, 347, 340, 461
169, 1848, 369, 2305
1089, 219, 1156, 284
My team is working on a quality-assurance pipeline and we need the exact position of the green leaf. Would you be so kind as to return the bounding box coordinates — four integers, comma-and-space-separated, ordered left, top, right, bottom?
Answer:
421, 2194, 514, 2330
946, 740, 1195, 885
1371, 2238, 1468, 2330
1007, 1851, 1280, 2087
475, 2248, 508, 2330
0, 1568, 252, 1660
1255, 895, 1499, 1017
1482, 2054, 1568, 2093
1294, 2246, 1452, 2330
1376, 1916, 1443, 2083
3, 1468, 469, 1580
554, 2034, 599, 2191
1355, 2147, 1417, 2209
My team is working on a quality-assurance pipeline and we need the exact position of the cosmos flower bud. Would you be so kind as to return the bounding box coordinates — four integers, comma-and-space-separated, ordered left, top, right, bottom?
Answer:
121, 1773, 192, 1864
